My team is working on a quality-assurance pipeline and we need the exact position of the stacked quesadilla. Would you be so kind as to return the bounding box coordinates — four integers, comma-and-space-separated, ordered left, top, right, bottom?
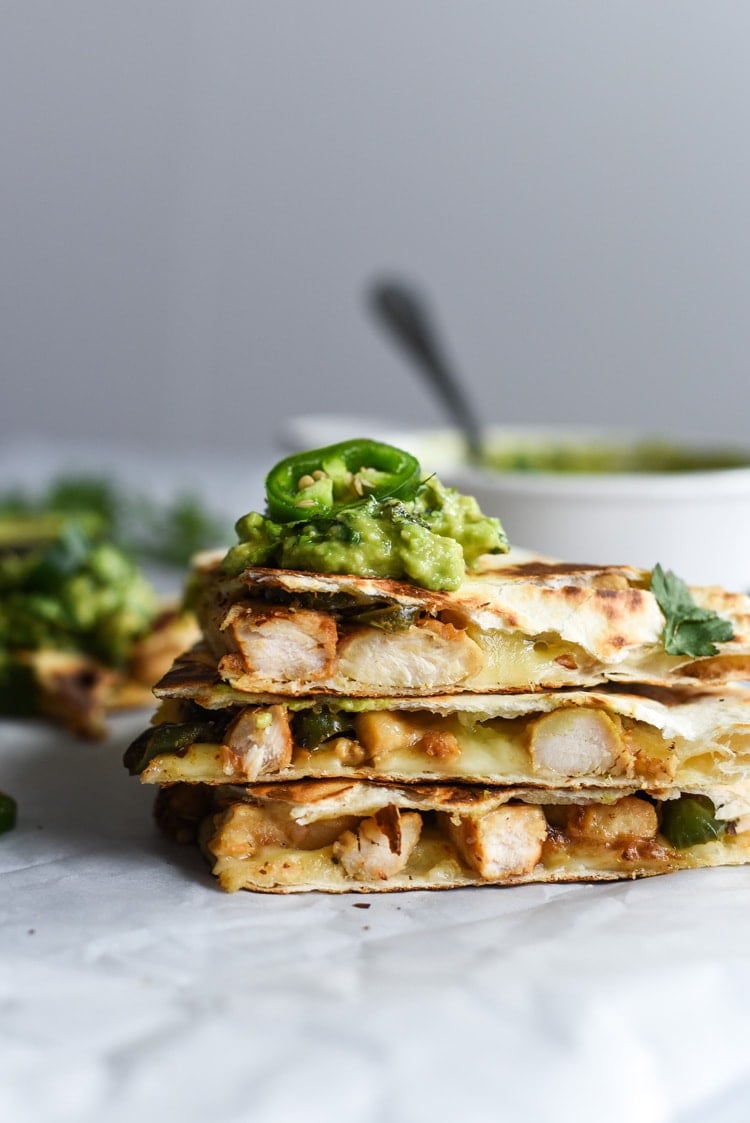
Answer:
124, 439, 750, 892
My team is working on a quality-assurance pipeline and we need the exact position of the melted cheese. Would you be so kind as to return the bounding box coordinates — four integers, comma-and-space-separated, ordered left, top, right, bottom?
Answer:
141, 704, 747, 809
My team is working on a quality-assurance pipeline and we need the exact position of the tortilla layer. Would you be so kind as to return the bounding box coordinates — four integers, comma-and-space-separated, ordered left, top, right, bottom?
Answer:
156, 779, 750, 893
192, 556, 750, 696
129, 679, 750, 820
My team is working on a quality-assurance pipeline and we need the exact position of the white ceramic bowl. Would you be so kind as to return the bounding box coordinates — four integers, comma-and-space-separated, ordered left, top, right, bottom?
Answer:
280, 418, 750, 590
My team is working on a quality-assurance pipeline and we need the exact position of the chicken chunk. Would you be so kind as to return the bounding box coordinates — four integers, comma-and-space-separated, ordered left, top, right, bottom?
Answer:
220, 705, 293, 780
565, 796, 658, 845
332, 805, 422, 881
418, 731, 461, 760
337, 619, 483, 692
442, 805, 547, 879
209, 802, 359, 858
209, 803, 289, 858
354, 708, 461, 762
353, 710, 427, 761
528, 707, 629, 778
284, 814, 361, 850
221, 604, 338, 683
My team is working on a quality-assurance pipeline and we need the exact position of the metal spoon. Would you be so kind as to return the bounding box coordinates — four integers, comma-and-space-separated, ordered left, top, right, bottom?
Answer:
367, 278, 483, 462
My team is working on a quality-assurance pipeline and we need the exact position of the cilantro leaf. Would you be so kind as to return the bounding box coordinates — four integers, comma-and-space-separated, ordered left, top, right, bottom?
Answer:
651, 563, 734, 657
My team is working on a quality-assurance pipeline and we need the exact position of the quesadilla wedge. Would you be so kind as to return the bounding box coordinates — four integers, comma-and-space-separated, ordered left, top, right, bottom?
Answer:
124, 661, 750, 820
155, 778, 750, 893
124, 439, 750, 896
192, 553, 750, 697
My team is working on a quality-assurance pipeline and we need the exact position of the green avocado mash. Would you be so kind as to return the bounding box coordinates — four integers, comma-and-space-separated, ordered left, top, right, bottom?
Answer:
221, 441, 507, 591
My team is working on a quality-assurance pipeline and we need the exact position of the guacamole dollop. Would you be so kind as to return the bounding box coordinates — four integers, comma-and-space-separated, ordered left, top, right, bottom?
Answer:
221, 442, 507, 591
0, 520, 158, 668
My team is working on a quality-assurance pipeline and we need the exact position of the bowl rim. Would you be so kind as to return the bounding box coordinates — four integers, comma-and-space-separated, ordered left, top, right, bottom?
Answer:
280, 417, 750, 495
420, 427, 750, 498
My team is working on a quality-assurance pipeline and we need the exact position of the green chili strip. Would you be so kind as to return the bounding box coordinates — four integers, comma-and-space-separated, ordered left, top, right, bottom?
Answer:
660, 794, 726, 848
0, 791, 17, 834
264, 439, 421, 522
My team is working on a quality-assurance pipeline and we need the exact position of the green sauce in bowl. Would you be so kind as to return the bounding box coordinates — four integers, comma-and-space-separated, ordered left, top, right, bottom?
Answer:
481, 440, 750, 475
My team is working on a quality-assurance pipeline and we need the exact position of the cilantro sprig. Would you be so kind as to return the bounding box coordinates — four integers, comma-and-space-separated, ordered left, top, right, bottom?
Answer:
651, 563, 734, 657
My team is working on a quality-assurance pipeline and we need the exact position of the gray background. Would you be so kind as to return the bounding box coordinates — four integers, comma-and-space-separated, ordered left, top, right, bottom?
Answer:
3, 2, 749, 459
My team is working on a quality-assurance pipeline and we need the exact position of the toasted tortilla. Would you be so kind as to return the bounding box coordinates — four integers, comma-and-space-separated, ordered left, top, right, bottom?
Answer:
129, 666, 750, 819
192, 554, 750, 696
155, 779, 750, 893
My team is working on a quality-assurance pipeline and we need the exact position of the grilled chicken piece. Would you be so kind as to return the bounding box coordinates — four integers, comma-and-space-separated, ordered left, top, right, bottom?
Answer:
331, 738, 368, 766
221, 604, 338, 682
528, 707, 631, 778
565, 796, 659, 845
332, 805, 422, 880
442, 805, 547, 879
209, 802, 359, 858
284, 814, 361, 850
221, 705, 293, 780
354, 711, 462, 763
209, 803, 288, 858
353, 711, 427, 761
338, 619, 483, 692
418, 730, 461, 760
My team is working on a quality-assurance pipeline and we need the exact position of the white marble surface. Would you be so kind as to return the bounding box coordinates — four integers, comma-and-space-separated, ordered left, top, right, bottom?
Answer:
3, 440, 750, 1123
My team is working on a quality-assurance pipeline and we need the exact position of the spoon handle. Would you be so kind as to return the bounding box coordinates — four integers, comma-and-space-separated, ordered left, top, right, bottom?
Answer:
368, 279, 483, 461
